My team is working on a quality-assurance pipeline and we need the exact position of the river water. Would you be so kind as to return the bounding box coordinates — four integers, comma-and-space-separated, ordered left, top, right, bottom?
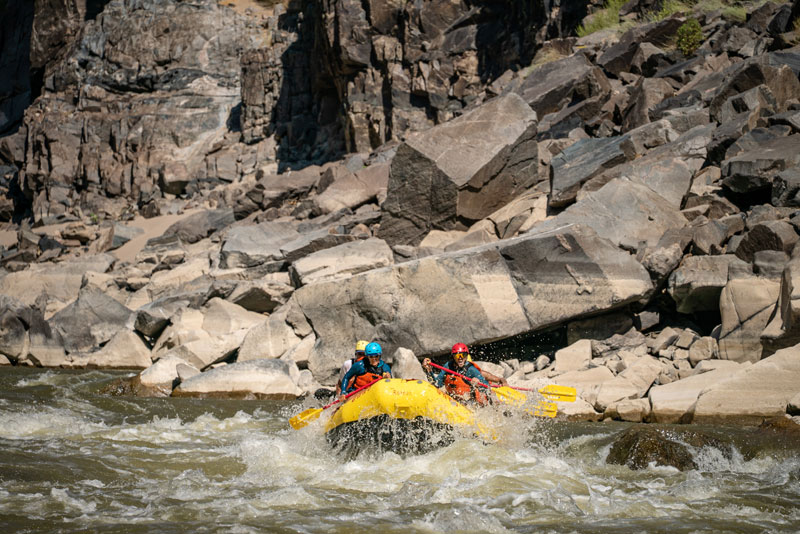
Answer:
1, 368, 798, 534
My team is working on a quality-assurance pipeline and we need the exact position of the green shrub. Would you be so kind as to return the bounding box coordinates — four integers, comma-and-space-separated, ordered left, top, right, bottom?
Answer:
676, 18, 703, 56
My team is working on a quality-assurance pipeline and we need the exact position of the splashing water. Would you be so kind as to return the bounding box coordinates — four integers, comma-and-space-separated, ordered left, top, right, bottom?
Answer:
0, 368, 798, 533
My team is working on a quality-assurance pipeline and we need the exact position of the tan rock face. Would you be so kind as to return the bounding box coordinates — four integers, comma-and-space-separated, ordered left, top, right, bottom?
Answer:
649, 362, 746, 424
171, 359, 303, 399
692, 345, 800, 423
298, 225, 653, 385
718, 277, 781, 363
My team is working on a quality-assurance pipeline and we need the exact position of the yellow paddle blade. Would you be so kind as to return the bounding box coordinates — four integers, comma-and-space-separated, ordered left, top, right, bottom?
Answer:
493, 386, 527, 407
530, 401, 558, 418
538, 384, 577, 403
289, 407, 323, 429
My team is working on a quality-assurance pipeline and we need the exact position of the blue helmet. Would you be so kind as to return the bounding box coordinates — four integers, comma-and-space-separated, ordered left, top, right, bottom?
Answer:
365, 342, 382, 357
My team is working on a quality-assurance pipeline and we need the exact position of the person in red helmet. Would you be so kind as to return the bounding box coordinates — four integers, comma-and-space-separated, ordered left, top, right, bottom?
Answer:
422, 343, 506, 405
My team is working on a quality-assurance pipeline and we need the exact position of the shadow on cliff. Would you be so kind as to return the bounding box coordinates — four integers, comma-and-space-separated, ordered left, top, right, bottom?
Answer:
471, 0, 589, 83
270, 2, 346, 172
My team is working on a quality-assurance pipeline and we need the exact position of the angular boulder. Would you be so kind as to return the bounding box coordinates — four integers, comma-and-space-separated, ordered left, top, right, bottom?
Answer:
692, 344, 800, 423
532, 178, 688, 255
378, 93, 539, 246
296, 224, 653, 384
49, 288, 134, 354
513, 53, 612, 118
220, 221, 301, 269
718, 277, 781, 363
171, 359, 303, 399
668, 255, 750, 314
289, 237, 394, 287
649, 362, 747, 423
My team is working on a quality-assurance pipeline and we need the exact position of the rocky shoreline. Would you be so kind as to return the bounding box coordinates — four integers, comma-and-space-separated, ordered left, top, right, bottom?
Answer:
2, 0, 800, 424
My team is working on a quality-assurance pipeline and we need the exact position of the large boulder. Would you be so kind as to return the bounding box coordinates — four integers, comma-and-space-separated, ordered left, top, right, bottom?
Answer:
692, 343, 800, 423
149, 298, 263, 368
0, 295, 67, 367
668, 255, 751, 314
161, 209, 235, 244
49, 288, 134, 354
79, 329, 153, 369
722, 135, 800, 195
289, 237, 394, 287
513, 53, 612, 118
171, 359, 303, 399
718, 277, 781, 363
377, 93, 539, 246
238, 297, 312, 361
762, 257, 800, 356
649, 361, 747, 423
296, 224, 653, 385
313, 161, 390, 215
219, 222, 300, 269
548, 136, 634, 209
0, 254, 116, 314
531, 178, 688, 255
133, 354, 198, 397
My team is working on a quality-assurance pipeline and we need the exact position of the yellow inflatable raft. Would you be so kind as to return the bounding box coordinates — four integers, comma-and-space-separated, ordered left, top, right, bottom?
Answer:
324, 378, 491, 455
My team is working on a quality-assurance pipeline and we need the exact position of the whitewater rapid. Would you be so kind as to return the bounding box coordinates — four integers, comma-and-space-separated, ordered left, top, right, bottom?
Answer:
0, 368, 798, 533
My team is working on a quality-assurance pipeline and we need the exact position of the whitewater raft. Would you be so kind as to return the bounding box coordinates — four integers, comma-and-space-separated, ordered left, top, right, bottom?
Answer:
324, 378, 492, 456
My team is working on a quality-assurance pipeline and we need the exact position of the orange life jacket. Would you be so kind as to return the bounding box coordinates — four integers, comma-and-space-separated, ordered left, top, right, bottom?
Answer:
443, 362, 488, 406
349, 370, 383, 391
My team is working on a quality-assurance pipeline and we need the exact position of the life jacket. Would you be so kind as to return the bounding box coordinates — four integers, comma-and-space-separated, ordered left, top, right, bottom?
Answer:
352, 370, 383, 390
347, 360, 384, 391
443, 362, 488, 406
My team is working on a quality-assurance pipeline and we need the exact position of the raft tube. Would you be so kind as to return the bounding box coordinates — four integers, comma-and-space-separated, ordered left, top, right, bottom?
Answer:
325, 378, 492, 456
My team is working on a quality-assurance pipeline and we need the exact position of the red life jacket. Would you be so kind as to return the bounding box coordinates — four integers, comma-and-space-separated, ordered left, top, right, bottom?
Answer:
443, 362, 488, 406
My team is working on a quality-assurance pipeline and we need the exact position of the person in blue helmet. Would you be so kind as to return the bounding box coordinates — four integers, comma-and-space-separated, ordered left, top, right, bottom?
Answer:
339, 342, 391, 396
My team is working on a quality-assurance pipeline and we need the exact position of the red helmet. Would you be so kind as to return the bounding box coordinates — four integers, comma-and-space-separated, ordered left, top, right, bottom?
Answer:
451, 343, 469, 355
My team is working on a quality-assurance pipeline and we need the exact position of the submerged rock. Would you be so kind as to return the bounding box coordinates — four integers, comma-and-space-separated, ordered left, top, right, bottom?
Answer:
606, 426, 729, 470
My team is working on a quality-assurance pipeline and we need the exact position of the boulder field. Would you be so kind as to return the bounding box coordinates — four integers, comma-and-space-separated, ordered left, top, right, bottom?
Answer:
2, 0, 800, 424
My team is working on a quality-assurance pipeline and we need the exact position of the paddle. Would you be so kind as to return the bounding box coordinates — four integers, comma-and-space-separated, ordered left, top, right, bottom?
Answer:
506, 384, 577, 403
289, 378, 382, 430
426, 362, 577, 402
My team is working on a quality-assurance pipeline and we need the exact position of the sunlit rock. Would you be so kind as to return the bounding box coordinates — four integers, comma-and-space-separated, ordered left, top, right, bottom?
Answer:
81, 330, 152, 369
297, 224, 653, 385
288, 237, 394, 287
391, 347, 427, 381
692, 343, 800, 423
594, 356, 662, 412
718, 277, 780, 362
531, 178, 688, 256
649, 362, 747, 423
605, 398, 651, 422
0, 254, 116, 315
238, 297, 312, 361
171, 359, 303, 399
553, 339, 592, 373
378, 93, 539, 246
49, 287, 134, 354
